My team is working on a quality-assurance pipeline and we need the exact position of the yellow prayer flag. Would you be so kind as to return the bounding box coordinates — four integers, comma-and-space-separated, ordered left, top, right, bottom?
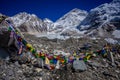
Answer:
86, 55, 91, 60
45, 57, 50, 65
73, 52, 76, 56
26, 43, 32, 48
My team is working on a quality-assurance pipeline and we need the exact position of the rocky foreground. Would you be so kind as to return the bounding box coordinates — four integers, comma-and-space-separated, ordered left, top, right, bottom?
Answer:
0, 51, 120, 80
0, 34, 120, 80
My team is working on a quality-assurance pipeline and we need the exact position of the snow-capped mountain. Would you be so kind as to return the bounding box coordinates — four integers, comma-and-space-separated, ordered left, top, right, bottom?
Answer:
36, 8, 88, 38
43, 18, 54, 31
56, 8, 87, 28
50, 8, 88, 35
0, 13, 7, 23
77, 0, 120, 39
1, 0, 119, 40
6, 12, 47, 34
6, 8, 88, 36
0, 13, 3, 16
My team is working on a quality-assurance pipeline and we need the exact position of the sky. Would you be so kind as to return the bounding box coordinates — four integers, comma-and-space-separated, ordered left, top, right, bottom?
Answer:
0, 0, 112, 21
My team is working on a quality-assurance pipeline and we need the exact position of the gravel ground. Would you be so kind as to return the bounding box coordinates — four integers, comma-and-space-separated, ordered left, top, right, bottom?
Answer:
0, 34, 120, 80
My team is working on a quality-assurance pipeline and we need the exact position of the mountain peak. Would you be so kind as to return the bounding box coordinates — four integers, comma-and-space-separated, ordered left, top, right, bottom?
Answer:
71, 8, 81, 12
43, 18, 53, 23
16, 12, 30, 16
70, 8, 87, 13
14, 12, 37, 18
6, 12, 42, 29
112, 0, 120, 4
77, 0, 120, 39
0, 13, 7, 17
0, 13, 3, 16
55, 8, 88, 28
113, 0, 120, 2
19, 12, 28, 14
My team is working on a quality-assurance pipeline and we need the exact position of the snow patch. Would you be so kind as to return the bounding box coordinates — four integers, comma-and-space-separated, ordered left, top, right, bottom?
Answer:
112, 30, 120, 38
105, 38, 118, 44
35, 33, 70, 40
80, 25, 90, 30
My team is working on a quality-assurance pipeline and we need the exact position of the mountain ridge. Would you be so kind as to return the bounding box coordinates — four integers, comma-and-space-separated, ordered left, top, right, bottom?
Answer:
0, 0, 120, 41
4, 8, 87, 35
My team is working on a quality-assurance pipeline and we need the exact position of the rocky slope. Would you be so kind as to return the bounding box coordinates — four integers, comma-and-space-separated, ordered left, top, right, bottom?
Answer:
0, 45, 120, 80
77, 0, 120, 39
43, 18, 54, 32
4, 0, 119, 40
0, 33, 120, 80
5, 8, 88, 36
0, 13, 7, 23
7, 12, 47, 34
52, 8, 87, 35
4, 0, 120, 40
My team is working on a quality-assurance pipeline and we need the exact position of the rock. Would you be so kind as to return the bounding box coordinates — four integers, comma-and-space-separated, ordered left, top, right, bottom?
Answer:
0, 48, 9, 59
103, 71, 110, 76
37, 58, 44, 68
111, 63, 116, 67
66, 63, 72, 71
102, 71, 114, 77
18, 53, 31, 64
23, 72, 31, 77
5, 57, 10, 61
115, 61, 120, 68
115, 70, 120, 73
8, 70, 14, 76
101, 59, 109, 68
33, 58, 44, 68
73, 60, 87, 72
21, 64, 27, 69
31, 58, 37, 64
17, 70, 23, 73
14, 61, 20, 67
35, 68, 42, 73
4, 76, 10, 80
88, 61, 101, 68
33, 70, 45, 77
107, 52, 115, 64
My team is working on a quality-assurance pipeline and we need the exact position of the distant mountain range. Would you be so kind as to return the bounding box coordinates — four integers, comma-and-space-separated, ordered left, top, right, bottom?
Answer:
0, 0, 120, 41
77, 0, 120, 39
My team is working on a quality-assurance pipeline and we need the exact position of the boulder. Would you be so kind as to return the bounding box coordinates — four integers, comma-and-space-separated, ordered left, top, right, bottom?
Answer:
73, 60, 87, 72
107, 51, 115, 66
33, 58, 44, 68
0, 47, 9, 59
0, 31, 28, 63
